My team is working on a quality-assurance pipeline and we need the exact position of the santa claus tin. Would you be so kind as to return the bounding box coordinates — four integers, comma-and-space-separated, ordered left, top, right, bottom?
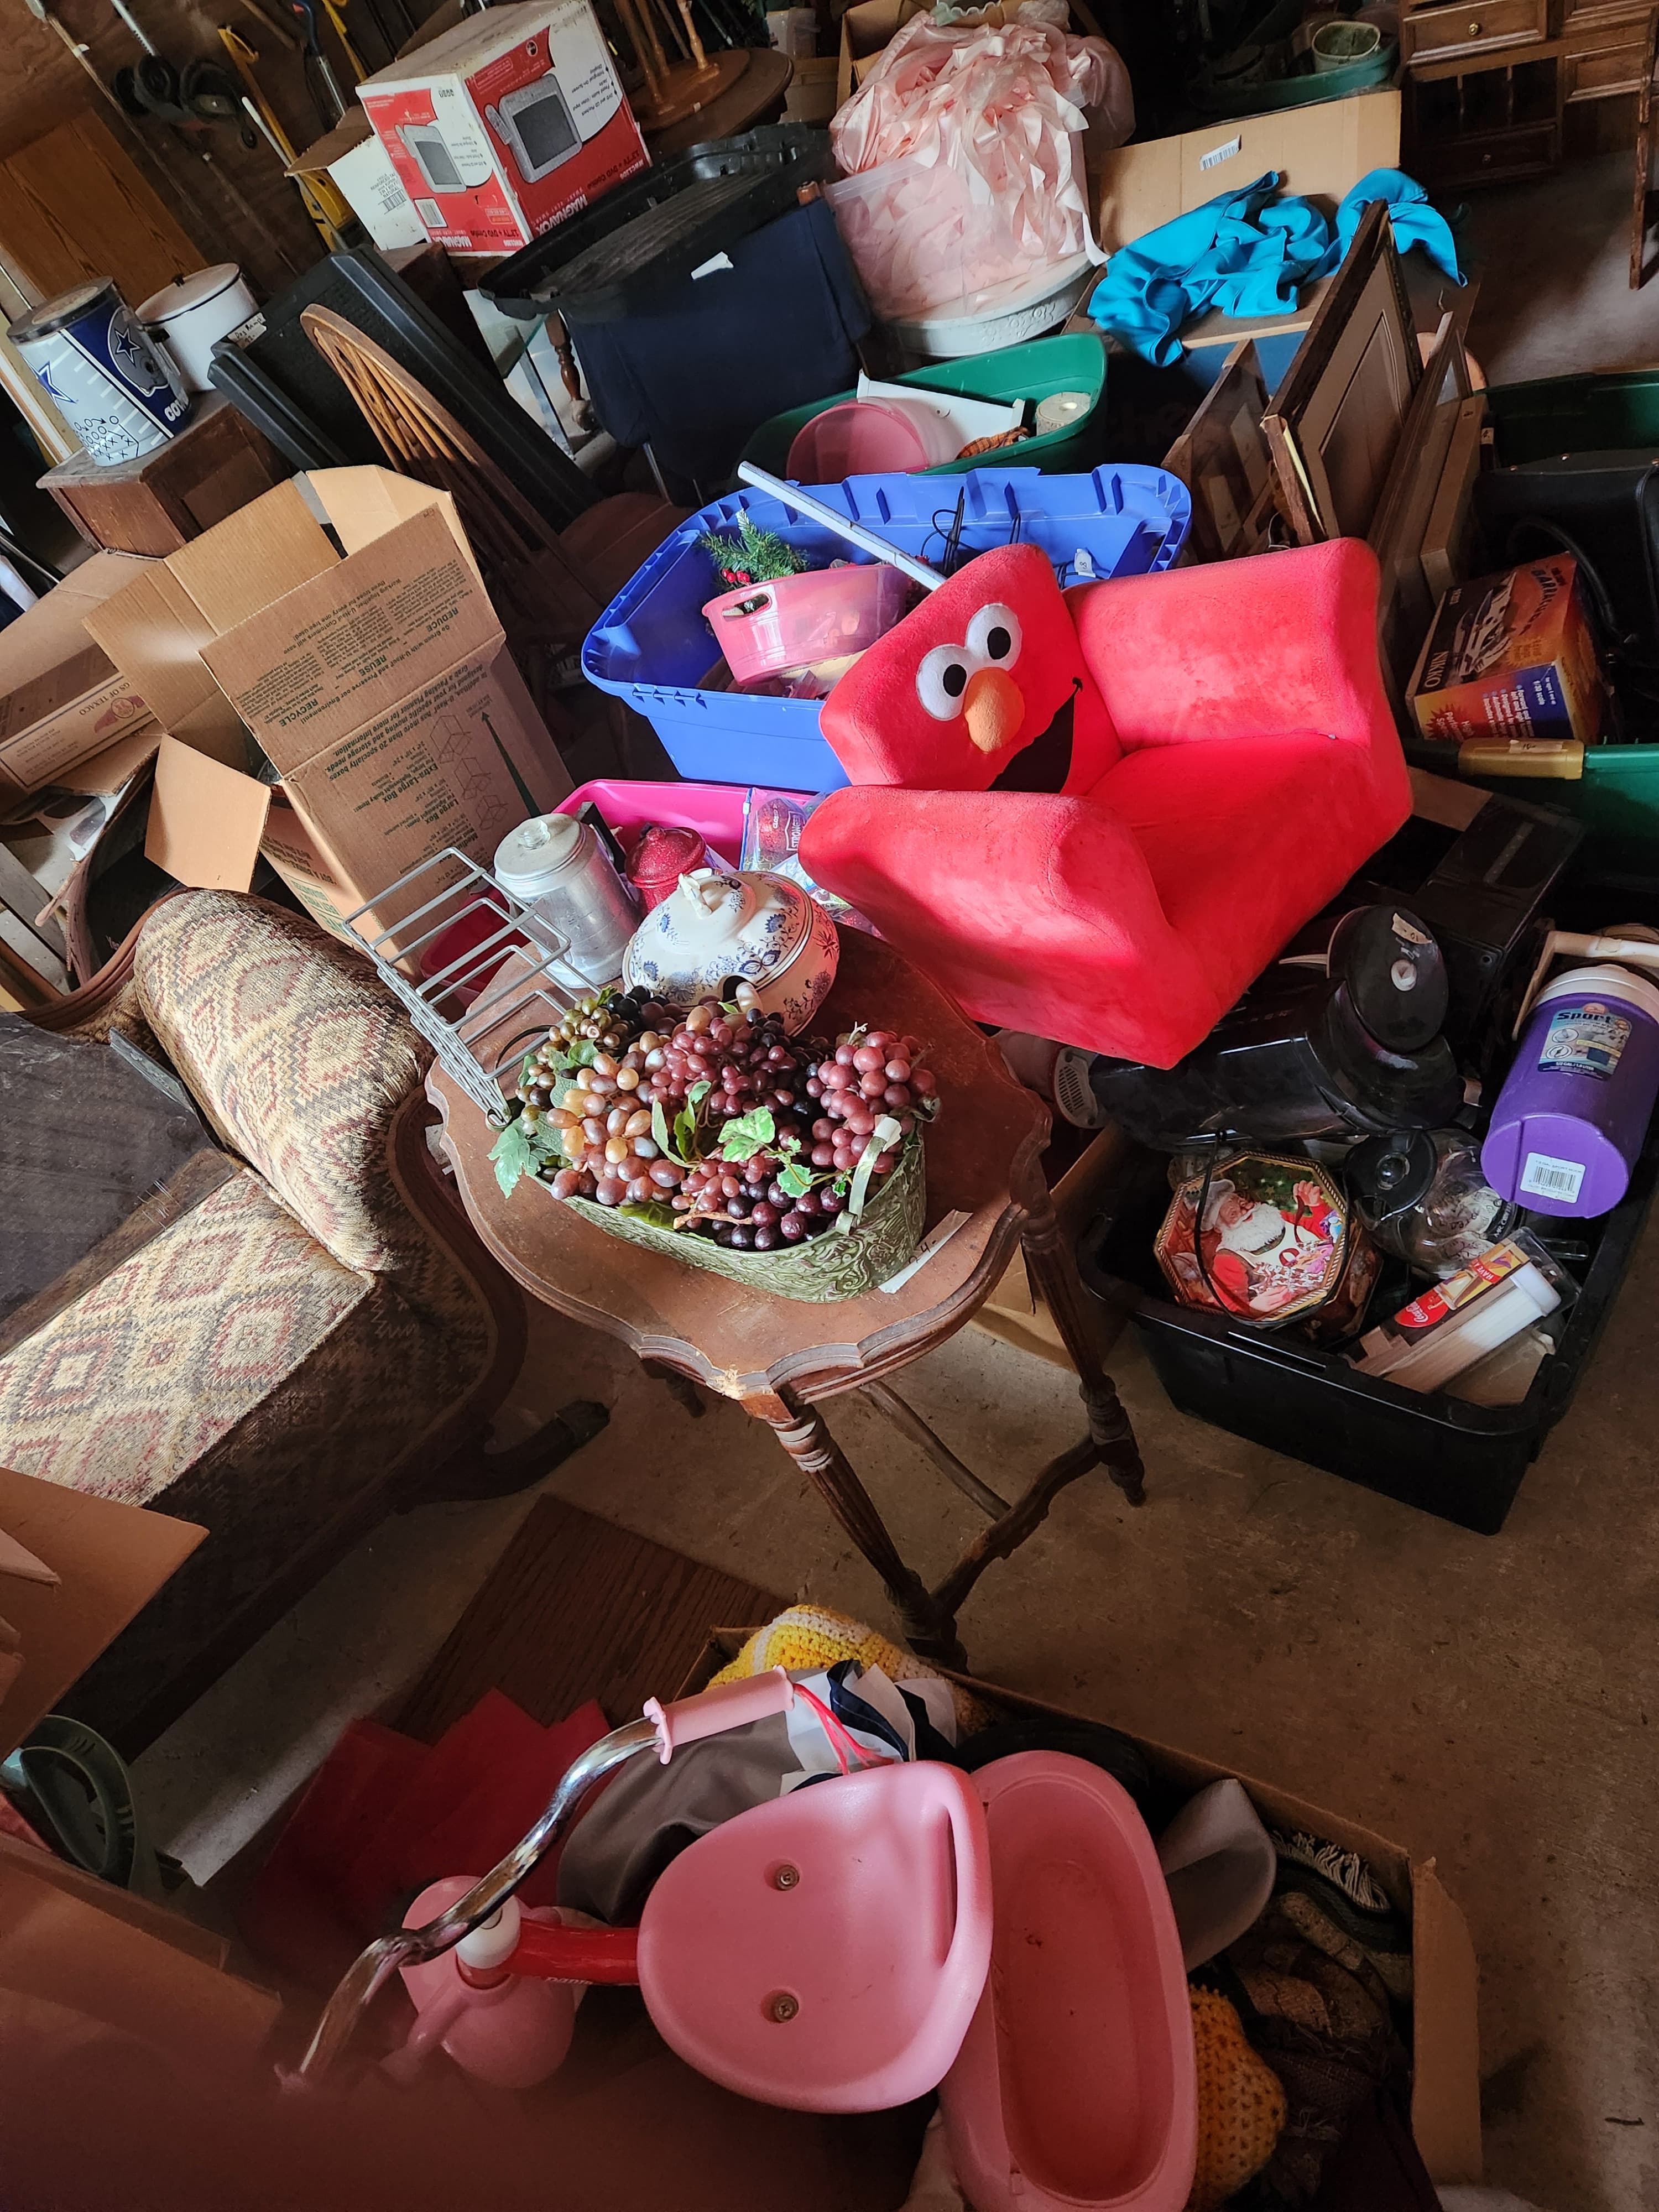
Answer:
1155, 1150, 1378, 1337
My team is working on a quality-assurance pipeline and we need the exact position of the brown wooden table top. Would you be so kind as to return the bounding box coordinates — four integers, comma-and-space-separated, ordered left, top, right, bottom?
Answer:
645, 49, 794, 159
428, 925, 1049, 1403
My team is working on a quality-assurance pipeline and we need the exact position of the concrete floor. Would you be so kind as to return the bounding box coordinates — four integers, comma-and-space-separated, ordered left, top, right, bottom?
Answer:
124, 149, 1659, 2212
1463, 151, 1659, 384
137, 1250, 1659, 2212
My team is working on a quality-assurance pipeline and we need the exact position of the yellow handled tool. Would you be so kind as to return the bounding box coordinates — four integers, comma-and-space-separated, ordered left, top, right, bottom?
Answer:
218, 25, 350, 246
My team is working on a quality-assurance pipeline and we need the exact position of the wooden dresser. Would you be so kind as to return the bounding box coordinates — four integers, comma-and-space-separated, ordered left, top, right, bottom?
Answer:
1402, 0, 1658, 186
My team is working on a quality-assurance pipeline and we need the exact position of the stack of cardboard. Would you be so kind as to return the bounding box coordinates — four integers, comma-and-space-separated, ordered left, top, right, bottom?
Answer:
0, 466, 571, 961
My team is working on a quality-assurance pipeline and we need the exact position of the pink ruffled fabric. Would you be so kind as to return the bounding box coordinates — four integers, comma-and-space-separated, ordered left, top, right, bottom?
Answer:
826, 6, 1131, 321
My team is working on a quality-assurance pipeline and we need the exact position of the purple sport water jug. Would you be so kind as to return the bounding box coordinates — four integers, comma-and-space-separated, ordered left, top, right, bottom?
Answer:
1482, 964, 1659, 1217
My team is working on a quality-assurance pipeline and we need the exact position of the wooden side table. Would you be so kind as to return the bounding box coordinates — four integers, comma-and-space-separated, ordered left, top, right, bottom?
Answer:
37, 392, 291, 559
425, 926, 1145, 1667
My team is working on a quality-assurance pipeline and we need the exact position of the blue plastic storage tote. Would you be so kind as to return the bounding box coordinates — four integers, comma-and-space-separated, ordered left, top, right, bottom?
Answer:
580, 463, 1192, 792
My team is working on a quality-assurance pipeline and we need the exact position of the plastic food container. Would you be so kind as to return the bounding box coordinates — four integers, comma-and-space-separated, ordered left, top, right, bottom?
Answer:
702, 563, 909, 684
581, 465, 1192, 791
1482, 964, 1659, 1216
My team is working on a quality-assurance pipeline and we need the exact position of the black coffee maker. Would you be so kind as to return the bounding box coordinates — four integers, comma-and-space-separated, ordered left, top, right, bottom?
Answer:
1084, 905, 1467, 1150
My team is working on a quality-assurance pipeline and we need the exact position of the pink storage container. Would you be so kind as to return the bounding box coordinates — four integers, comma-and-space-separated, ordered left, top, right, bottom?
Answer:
701, 563, 910, 684
553, 778, 781, 871
786, 397, 950, 479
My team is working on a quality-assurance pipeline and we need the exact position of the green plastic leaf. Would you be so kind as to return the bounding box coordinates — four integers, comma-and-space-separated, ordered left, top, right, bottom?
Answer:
619, 1198, 680, 1230
779, 1160, 813, 1198
489, 1114, 539, 1198
719, 1106, 776, 1161
687, 1079, 712, 1110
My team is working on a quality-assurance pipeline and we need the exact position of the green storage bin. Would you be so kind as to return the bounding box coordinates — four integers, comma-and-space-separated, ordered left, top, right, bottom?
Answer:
738, 332, 1108, 481
1486, 369, 1659, 467
1407, 736, 1659, 880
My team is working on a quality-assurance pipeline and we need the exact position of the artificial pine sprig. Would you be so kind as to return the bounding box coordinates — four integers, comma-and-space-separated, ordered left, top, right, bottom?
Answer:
697, 512, 807, 589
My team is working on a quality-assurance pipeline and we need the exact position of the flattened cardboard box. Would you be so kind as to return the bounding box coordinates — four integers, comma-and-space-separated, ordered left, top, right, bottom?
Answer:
87, 467, 572, 953
1093, 89, 1401, 257
688, 1631, 1484, 2188
0, 552, 158, 803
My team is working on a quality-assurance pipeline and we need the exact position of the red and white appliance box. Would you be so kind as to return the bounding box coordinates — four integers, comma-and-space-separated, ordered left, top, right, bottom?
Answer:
358, 0, 648, 257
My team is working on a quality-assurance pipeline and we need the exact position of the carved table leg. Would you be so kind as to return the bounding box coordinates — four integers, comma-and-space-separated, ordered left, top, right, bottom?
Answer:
644, 1360, 706, 1419
750, 1387, 968, 1669
1020, 1190, 1146, 1506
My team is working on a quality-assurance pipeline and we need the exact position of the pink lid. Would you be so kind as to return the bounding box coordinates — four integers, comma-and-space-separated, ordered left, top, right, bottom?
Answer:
629, 822, 708, 887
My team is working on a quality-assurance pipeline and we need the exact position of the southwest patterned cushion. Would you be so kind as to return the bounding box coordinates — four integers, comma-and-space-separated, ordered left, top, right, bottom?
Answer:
0, 1170, 370, 1505
133, 892, 433, 1276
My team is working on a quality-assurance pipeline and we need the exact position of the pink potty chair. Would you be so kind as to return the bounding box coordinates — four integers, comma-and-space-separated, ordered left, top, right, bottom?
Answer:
940, 1754, 1197, 2212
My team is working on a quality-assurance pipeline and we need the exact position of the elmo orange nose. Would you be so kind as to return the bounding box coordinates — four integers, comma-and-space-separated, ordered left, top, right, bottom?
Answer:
962, 665, 1025, 755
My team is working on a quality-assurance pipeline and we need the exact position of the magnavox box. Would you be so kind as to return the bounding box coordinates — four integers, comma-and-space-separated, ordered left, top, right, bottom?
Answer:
0, 553, 158, 803
359, 0, 649, 257
86, 467, 572, 952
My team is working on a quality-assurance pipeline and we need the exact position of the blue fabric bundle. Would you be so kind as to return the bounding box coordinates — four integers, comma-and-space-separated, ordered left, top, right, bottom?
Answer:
1087, 167, 1462, 366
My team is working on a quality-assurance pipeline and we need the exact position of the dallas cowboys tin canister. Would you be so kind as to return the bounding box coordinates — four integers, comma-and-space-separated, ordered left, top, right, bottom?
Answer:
9, 280, 191, 463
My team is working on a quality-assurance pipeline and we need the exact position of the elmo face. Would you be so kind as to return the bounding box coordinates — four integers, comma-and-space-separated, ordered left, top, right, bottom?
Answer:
819, 544, 1110, 794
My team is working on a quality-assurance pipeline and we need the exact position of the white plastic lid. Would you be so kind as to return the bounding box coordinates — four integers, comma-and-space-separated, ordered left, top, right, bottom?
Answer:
494, 812, 584, 894
1535, 963, 1659, 1027
138, 264, 243, 323
455, 1896, 523, 1973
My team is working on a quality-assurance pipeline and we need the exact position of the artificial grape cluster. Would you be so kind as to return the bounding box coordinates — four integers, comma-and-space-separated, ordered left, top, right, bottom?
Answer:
496, 986, 940, 1254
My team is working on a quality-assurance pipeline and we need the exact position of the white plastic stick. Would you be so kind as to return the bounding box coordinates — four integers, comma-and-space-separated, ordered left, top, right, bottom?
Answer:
735, 462, 946, 592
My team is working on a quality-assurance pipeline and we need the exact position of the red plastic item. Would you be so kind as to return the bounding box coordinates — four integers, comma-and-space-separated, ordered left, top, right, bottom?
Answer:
507, 1917, 641, 1984
627, 822, 709, 909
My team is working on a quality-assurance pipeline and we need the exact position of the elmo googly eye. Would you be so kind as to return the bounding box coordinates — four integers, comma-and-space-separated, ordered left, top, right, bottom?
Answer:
966, 603, 1021, 667
916, 643, 973, 720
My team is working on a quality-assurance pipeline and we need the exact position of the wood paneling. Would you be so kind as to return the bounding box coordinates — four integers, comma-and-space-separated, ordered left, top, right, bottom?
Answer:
0, 0, 437, 300
0, 114, 200, 302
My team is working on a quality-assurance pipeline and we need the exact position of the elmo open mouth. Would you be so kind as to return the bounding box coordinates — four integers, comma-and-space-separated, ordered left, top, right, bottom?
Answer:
988, 681, 1079, 795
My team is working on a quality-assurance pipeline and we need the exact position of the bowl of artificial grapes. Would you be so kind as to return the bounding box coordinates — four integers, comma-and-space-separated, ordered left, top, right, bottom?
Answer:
490, 986, 939, 1301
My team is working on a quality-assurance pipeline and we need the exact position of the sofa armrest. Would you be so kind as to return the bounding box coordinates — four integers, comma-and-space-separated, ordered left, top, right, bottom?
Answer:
1071, 539, 1396, 754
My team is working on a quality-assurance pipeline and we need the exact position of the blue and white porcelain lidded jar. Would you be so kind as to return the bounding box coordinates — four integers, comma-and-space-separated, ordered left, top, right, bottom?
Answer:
622, 869, 839, 1036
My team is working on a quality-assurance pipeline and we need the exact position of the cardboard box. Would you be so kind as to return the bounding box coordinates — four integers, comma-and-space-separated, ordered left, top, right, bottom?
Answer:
0, 555, 158, 804
88, 468, 572, 952
359, 0, 649, 257
689, 1630, 1483, 2188
0, 1464, 204, 1763
1093, 88, 1401, 256
972, 1122, 1133, 1369
785, 54, 841, 126
1408, 555, 1604, 748
836, 0, 925, 105
289, 113, 428, 253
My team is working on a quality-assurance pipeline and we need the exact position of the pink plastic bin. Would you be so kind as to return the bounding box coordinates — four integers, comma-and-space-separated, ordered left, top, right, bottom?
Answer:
940, 1752, 1197, 2212
554, 777, 808, 874
787, 398, 941, 479
701, 564, 910, 685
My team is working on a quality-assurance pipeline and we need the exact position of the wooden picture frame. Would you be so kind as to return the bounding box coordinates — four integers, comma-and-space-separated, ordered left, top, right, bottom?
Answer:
1264, 200, 1420, 546
1162, 339, 1279, 563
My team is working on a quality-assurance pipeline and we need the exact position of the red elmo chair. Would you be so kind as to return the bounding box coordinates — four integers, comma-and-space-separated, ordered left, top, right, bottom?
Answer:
797, 539, 1411, 1068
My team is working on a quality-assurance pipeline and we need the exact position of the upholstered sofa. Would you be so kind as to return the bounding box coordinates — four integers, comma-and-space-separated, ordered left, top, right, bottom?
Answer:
0, 890, 604, 1752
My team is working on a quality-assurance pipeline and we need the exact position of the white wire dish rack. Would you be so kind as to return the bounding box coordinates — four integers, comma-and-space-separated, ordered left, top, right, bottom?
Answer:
342, 850, 591, 1127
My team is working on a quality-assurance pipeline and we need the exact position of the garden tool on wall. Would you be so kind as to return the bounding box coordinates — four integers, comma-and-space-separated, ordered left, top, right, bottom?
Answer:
285, 0, 348, 124
218, 24, 351, 245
